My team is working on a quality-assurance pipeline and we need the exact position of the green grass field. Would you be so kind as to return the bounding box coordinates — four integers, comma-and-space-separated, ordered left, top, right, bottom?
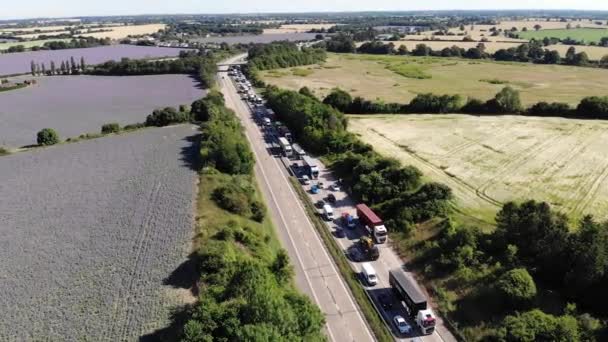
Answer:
519, 28, 608, 43
261, 53, 608, 106
0, 39, 70, 50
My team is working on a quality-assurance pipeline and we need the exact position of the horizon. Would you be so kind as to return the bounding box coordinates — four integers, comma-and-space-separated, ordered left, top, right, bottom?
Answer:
3, 0, 608, 21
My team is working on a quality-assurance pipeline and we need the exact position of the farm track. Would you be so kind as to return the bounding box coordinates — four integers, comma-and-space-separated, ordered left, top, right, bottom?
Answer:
0, 125, 198, 341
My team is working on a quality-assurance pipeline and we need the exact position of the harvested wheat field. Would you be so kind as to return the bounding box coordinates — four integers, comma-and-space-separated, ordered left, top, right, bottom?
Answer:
78, 24, 166, 39
261, 53, 608, 106
263, 23, 336, 34
348, 114, 608, 224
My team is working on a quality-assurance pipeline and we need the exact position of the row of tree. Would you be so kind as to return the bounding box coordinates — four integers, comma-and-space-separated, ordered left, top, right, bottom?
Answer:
181, 91, 325, 341
321, 34, 608, 68
247, 42, 327, 70
2, 37, 111, 54
322, 86, 608, 119
30, 56, 86, 76
263, 85, 453, 234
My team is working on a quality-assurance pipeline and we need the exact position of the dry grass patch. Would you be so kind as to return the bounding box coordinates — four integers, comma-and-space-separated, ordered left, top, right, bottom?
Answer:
263, 23, 336, 34
348, 114, 608, 225
78, 24, 166, 39
261, 53, 608, 105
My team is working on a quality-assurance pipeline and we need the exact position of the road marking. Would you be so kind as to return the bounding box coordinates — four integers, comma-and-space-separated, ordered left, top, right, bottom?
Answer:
220, 77, 345, 341
221, 77, 374, 341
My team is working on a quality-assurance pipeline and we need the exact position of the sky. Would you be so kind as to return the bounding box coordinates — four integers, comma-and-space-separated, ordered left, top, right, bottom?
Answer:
2, 0, 608, 20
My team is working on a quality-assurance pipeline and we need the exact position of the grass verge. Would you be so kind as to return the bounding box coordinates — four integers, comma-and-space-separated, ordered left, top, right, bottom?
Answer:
288, 177, 394, 342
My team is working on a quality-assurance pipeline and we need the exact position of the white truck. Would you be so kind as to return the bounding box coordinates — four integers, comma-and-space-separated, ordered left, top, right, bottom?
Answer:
278, 137, 293, 157
292, 143, 306, 159
302, 155, 319, 179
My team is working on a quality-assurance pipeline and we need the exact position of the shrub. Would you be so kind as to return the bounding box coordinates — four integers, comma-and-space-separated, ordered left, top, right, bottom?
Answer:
577, 96, 608, 118
212, 182, 252, 216
101, 122, 120, 134
496, 268, 537, 306
145, 107, 190, 127
123, 123, 146, 131
487, 86, 522, 113
408, 93, 463, 113
0, 146, 9, 156
250, 200, 266, 222
37, 128, 60, 146
527, 102, 572, 117
323, 88, 353, 112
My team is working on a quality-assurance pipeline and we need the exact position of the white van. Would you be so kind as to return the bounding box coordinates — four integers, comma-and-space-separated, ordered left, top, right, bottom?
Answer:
361, 262, 377, 286
322, 204, 334, 221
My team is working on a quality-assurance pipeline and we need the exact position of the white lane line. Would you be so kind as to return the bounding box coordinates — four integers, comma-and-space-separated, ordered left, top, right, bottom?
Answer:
224, 79, 374, 341
221, 78, 340, 342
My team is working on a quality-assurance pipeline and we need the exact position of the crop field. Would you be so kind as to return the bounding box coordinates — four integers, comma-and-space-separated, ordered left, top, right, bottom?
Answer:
263, 23, 337, 34
445, 19, 607, 37
260, 53, 608, 106
0, 38, 70, 50
348, 114, 608, 224
518, 27, 608, 43
78, 24, 166, 39
0, 75, 203, 147
0, 45, 186, 76
368, 40, 524, 53
191, 32, 318, 45
0, 125, 198, 340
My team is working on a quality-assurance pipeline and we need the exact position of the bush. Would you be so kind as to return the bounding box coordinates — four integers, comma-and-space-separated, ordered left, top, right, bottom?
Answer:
496, 268, 537, 306
577, 96, 608, 118
37, 128, 60, 146
323, 88, 353, 112
528, 102, 572, 117
145, 107, 190, 127
408, 93, 463, 113
0, 146, 9, 156
212, 182, 252, 215
487, 86, 522, 113
123, 122, 146, 131
100, 123, 120, 134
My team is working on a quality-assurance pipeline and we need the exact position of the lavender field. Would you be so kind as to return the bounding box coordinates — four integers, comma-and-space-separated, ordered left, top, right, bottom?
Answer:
192, 32, 318, 45
0, 75, 203, 147
0, 125, 198, 341
0, 45, 186, 76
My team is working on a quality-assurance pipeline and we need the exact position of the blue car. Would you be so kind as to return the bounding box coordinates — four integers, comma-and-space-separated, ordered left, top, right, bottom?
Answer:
310, 185, 320, 194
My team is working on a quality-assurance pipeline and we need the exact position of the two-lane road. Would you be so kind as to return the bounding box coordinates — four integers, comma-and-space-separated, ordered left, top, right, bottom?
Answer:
218, 55, 375, 342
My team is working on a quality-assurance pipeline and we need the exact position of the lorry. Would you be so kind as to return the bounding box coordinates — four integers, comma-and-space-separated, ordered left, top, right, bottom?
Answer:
292, 143, 306, 159
302, 155, 319, 179
278, 126, 293, 142
358, 237, 380, 261
389, 269, 436, 335
278, 137, 293, 157
356, 204, 388, 244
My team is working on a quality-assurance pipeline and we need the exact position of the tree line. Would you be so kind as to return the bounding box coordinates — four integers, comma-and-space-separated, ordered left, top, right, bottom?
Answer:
179, 91, 325, 341
30, 56, 87, 76
322, 86, 608, 119
247, 42, 327, 70
263, 85, 453, 235
320, 34, 608, 68
428, 201, 608, 341
1, 37, 111, 54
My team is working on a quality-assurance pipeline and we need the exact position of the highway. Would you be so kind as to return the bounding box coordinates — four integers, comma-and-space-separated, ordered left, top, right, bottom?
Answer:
218, 54, 376, 342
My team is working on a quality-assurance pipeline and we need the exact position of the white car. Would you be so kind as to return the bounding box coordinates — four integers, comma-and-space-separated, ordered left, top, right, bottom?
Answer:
330, 183, 341, 191
393, 316, 412, 334
301, 175, 311, 185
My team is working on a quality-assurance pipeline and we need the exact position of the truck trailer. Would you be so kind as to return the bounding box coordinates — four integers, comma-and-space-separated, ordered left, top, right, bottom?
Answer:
292, 143, 306, 159
302, 155, 319, 178
389, 269, 436, 335
356, 204, 388, 243
278, 137, 293, 157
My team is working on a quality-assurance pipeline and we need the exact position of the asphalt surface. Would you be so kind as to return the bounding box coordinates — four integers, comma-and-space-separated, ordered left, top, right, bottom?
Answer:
219, 55, 375, 342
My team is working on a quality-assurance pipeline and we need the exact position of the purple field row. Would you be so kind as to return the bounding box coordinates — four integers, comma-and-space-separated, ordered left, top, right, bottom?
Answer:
0, 45, 187, 76
0, 125, 198, 340
0, 75, 204, 147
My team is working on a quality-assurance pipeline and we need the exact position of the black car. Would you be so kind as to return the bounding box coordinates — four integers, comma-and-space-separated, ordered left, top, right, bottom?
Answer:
327, 193, 336, 204
378, 294, 394, 311
315, 200, 325, 209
